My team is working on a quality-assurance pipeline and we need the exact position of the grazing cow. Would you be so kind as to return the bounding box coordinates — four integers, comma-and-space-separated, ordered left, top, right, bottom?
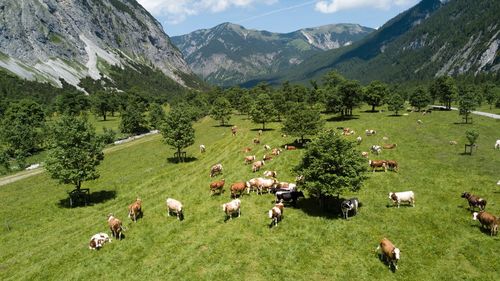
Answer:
275, 191, 305, 205
263, 170, 277, 178
166, 198, 184, 220
269, 206, 282, 227
244, 155, 256, 164
199, 144, 206, 153
461, 192, 487, 211
361, 151, 369, 158
253, 138, 260, 144
497, 180, 500, 186
369, 160, 387, 172
341, 198, 359, 219
263, 154, 273, 161
243, 147, 252, 153
370, 145, 382, 155
284, 145, 297, 150
271, 148, 282, 156
252, 160, 265, 172
89, 233, 111, 250
231, 126, 238, 136
495, 140, 500, 149
417, 119, 423, 124
128, 198, 142, 223
356, 136, 362, 145
246, 177, 278, 194
386, 160, 398, 172
365, 129, 376, 136
377, 238, 401, 270
382, 136, 389, 141
389, 191, 415, 208
382, 143, 397, 149
449, 140, 458, 145
222, 199, 241, 220
281, 134, 287, 137
107, 214, 123, 240
343, 128, 355, 136
263, 144, 271, 150
275, 202, 284, 215
258, 130, 263, 136
276, 182, 297, 191
230, 182, 247, 198
210, 179, 225, 195
472, 211, 498, 236
210, 163, 223, 177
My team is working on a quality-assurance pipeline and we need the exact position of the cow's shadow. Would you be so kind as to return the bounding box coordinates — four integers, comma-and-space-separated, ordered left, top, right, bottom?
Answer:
471, 224, 495, 236
376, 253, 397, 273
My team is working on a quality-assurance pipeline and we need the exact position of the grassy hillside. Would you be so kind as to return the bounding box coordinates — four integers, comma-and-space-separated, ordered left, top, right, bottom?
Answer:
0, 108, 499, 280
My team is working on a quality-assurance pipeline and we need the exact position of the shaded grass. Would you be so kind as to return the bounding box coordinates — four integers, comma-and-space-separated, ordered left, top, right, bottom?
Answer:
0, 108, 499, 280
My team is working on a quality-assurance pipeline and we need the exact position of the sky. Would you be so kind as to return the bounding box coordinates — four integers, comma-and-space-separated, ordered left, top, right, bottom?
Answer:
137, 0, 421, 36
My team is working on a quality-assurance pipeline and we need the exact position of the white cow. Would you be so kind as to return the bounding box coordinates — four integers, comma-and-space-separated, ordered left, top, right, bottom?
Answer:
389, 191, 415, 208
356, 136, 362, 145
495, 140, 500, 149
371, 145, 382, 155
200, 144, 206, 153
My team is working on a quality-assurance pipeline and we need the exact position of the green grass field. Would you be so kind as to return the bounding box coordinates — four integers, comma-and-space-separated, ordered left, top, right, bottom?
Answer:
0, 108, 499, 281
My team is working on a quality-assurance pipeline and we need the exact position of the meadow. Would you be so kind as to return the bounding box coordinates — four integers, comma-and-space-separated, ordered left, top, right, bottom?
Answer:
0, 107, 499, 281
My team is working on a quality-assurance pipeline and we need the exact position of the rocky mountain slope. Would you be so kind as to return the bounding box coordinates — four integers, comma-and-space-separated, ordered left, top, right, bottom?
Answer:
0, 0, 197, 89
265, 0, 500, 85
171, 23, 373, 86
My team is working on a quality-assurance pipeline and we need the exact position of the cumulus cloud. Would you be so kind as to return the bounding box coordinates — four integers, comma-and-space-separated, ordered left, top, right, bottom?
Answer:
315, 0, 413, 13
138, 0, 278, 24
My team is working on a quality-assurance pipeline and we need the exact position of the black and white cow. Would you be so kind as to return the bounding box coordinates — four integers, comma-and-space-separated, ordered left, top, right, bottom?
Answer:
275, 191, 304, 205
341, 197, 359, 219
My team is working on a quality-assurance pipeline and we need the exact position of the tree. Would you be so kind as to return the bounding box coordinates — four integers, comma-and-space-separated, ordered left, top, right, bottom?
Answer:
337, 80, 363, 116
161, 107, 195, 163
120, 101, 148, 134
409, 87, 431, 111
45, 115, 104, 191
458, 85, 477, 124
54, 85, 90, 115
429, 76, 457, 110
249, 93, 277, 130
294, 130, 367, 208
482, 83, 498, 109
0, 99, 46, 168
90, 90, 112, 121
282, 104, 325, 144
148, 103, 166, 130
386, 92, 406, 116
209, 97, 233, 126
465, 130, 479, 155
364, 80, 388, 112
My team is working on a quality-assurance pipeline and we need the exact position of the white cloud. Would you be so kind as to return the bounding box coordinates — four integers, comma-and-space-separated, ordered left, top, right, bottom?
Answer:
315, 0, 413, 14
138, 0, 278, 24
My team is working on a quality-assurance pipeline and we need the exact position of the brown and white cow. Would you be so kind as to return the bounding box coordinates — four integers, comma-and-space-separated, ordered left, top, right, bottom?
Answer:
128, 198, 142, 222
263, 154, 273, 161
199, 144, 206, 153
263, 170, 277, 178
263, 144, 271, 150
246, 177, 278, 194
369, 160, 387, 172
284, 145, 296, 150
269, 206, 282, 227
210, 179, 225, 195
244, 155, 256, 164
386, 160, 398, 172
383, 143, 397, 149
231, 126, 238, 136
230, 182, 247, 198
271, 148, 282, 156
361, 151, 369, 158
473, 211, 497, 236
89, 232, 111, 250
243, 147, 252, 153
252, 160, 265, 172
377, 238, 400, 270
253, 138, 260, 144
222, 199, 241, 220
210, 163, 223, 177
107, 214, 123, 240
389, 191, 415, 208
461, 192, 487, 211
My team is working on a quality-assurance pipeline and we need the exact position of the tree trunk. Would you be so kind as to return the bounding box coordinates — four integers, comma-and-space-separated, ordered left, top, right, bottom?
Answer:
76, 180, 81, 191
102, 110, 107, 121
262, 122, 266, 130
372, 105, 375, 112
177, 148, 182, 163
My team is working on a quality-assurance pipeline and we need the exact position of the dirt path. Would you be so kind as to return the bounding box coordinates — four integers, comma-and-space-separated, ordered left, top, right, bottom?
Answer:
0, 133, 160, 187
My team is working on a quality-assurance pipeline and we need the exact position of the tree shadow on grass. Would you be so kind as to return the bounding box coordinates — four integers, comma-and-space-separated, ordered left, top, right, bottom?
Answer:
386, 114, 404, 117
166, 156, 198, 163
212, 124, 234, 128
250, 128, 275, 132
296, 197, 343, 219
326, 115, 359, 122
57, 190, 117, 208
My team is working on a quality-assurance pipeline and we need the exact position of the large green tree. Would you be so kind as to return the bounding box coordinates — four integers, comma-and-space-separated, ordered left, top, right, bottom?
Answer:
409, 86, 431, 111
295, 130, 367, 207
282, 104, 325, 144
210, 97, 233, 126
148, 103, 166, 130
364, 80, 388, 112
482, 83, 498, 109
45, 115, 104, 191
161, 107, 195, 162
386, 92, 406, 116
120, 100, 148, 134
337, 80, 364, 116
90, 90, 112, 121
458, 85, 477, 124
249, 93, 277, 130
54, 84, 90, 115
429, 76, 457, 110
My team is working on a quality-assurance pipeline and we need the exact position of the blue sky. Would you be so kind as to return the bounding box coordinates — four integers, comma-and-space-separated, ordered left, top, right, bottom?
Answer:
137, 0, 420, 36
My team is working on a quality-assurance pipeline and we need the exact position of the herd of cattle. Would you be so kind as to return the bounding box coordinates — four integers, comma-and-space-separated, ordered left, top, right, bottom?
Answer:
88, 124, 499, 272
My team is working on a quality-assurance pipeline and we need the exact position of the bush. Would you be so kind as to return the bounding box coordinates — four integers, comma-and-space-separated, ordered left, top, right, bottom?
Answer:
99, 127, 117, 145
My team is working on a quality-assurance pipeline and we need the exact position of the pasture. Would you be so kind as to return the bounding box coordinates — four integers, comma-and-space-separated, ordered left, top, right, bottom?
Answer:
0, 108, 499, 280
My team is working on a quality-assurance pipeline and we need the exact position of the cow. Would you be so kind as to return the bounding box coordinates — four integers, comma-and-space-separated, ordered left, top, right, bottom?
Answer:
210, 179, 225, 195
258, 130, 263, 136
284, 145, 296, 150
210, 163, 223, 178
89, 232, 111, 250
230, 182, 247, 198
222, 199, 241, 221
461, 192, 487, 211
252, 160, 265, 172
495, 140, 500, 149
386, 160, 398, 172
166, 198, 184, 220
128, 198, 142, 222
361, 151, 369, 158
472, 211, 497, 236
369, 160, 387, 172
449, 140, 458, 145
107, 214, 123, 240
343, 128, 355, 136
356, 136, 362, 145
417, 119, 423, 124
389, 191, 415, 208
231, 126, 238, 136
253, 138, 260, 144
243, 147, 252, 153
382, 143, 397, 149
382, 136, 389, 141
365, 129, 376, 136
341, 198, 359, 219
370, 145, 382, 155
263, 144, 271, 150
276, 182, 297, 191
263, 170, 277, 178
275, 191, 305, 205
246, 177, 278, 194
376, 238, 400, 270
263, 154, 273, 161
199, 144, 206, 153
269, 206, 282, 227
271, 148, 282, 156
244, 155, 256, 164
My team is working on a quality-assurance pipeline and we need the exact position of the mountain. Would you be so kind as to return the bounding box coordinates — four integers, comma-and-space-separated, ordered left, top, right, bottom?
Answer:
171, 23, 374, 86
265, 0, 500, 85
0, 0, 199, 90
